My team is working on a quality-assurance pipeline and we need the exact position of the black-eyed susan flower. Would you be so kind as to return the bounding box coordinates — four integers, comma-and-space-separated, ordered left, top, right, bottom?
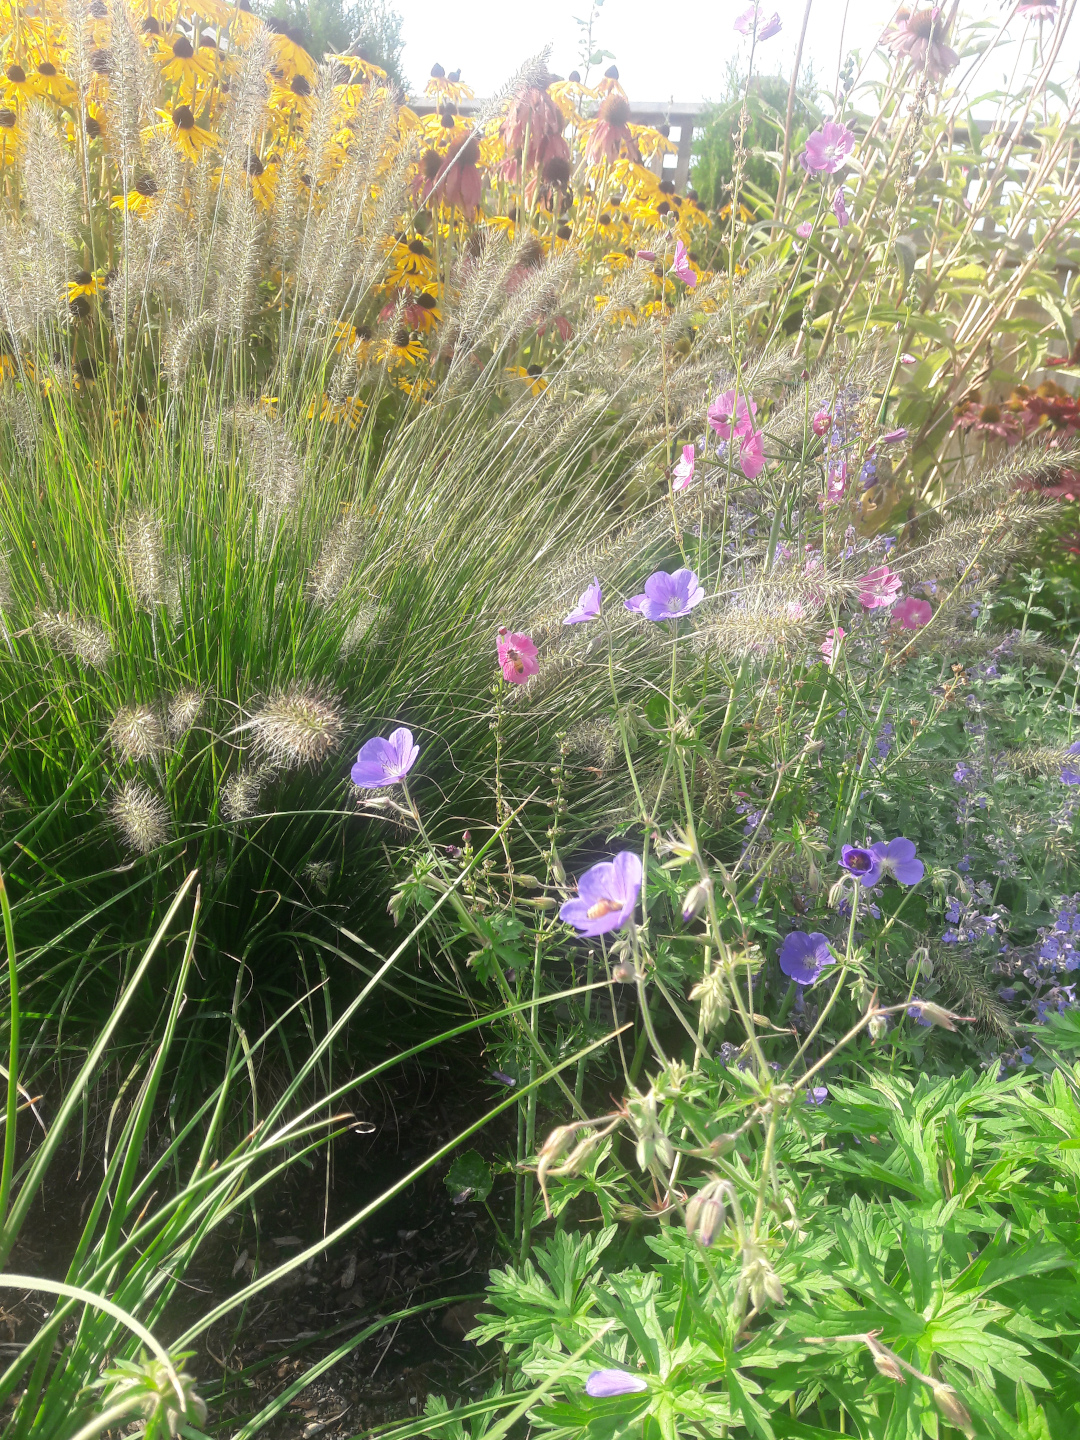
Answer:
0, 106, 16, 163
155, 32, 215, 92
111, 173, 160, 214
28, 57, 76, 104
265, 21, 315, 84
308, 393, 366, 427
507, 364, 547, 396
67, 270, 104, 303
1, 62, 36, 106
376, 327, 427, 367
155, 103, 217, 161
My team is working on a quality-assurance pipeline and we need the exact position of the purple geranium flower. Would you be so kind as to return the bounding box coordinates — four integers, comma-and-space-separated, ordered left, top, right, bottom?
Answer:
840, 845, 882, 887
804, 1084, 829, 1105
351, 727, 419, 788
564, 578, 603, 625
625, 568, 704, 621
833, 187, 849, 228
803, 121, 856, 174
907, 1000, 932, 1028
560, 851, 642, 937
779, 931, 835, 985
1061, 740, 1080, 785
585, 1369, 648, 1398
870, 837, 924, 885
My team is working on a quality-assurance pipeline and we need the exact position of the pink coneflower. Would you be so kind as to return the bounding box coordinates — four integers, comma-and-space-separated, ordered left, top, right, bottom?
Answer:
1015, 1, 1058, 19
858, 565, 902, 610
672, 443, 695, 493
707, 388, 757, 440
952, 399, 1020, 443
670, 239, 696, 287
585, 94, 641, 166
884, 7, 959, 80
497, 627, 539, 683
429, 135, 483, 215
500, 77, 570, 182
892, 596, 932, 629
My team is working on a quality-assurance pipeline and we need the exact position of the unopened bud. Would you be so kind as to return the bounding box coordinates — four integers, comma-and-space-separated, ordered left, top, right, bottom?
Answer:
868, 1013, 889, 1042
865, 1337, 905, 1383
931, 1384, 974, 1437
685, 1180, 727, 1247
550, 848, 566, 886
518, 896, 556, 909
743, 1248, 784, 1310
916, 1001, 969, 1032
515, 874, 542, 888
681, 877, 712, 923
611, 959, 638, 982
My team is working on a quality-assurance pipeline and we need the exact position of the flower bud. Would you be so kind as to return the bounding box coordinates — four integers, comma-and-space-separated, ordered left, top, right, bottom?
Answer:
685, 1180, 727, 1247
611, 959, 638, 982
868, 1013, 889, 1042
931, 1383, 974, 1437
681, 877, 712, 923
865, 1337, 905, 1383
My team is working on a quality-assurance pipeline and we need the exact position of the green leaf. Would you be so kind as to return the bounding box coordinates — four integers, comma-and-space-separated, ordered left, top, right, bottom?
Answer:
444, 1150, 493, 1203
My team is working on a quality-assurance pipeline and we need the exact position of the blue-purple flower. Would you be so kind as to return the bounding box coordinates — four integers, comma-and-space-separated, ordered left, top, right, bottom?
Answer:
907, 1000, 932, 1028
585, 1369, 648, 1398
625, 568, 704, 621
870, 837, 925, 885
804, 1084, 829, 1106
564, 578, 603, 625
1061, 740, 1080, 785
351, 727, 419, 788
840, 845, 882, 887
778, 931, 835, 985
560, 852, 642, 937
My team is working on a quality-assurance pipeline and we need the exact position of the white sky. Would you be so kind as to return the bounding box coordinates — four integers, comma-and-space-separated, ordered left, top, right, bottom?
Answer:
395, 0, 1071, 106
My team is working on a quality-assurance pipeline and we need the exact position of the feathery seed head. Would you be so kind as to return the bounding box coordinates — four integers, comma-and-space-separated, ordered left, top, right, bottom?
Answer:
37, 609, 114, 668
307, 508, 368, 607
109, 703, 166, 762
248, 685, 346, 768
167, 687, 205, 738
110, 780, 170, 853
221, 762, 276, 822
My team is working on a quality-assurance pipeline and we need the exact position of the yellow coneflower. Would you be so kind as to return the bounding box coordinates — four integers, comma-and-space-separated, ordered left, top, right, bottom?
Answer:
111, 173, 161, 215
383, 237, 436, 288
239, 147, 276, 207
266, 23, 315, 84
154, 103, 217, 161
507, 364, 547, 396
27, 57, 76, 104
332, 321, 373, 363
67, 270, 104, 303
154, 32, 216, 91
307, 393, 366, 427
1, 62, 36, 106
325, 50, 387, 87
376, 327, 427, 367
0, 105, 16, 164
396, 373, 434, 400
267, 71, 313, 124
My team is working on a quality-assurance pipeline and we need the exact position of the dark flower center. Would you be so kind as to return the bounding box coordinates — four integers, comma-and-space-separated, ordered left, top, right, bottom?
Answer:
173, 105, 194, 129
846, 850, 873, 872
134, 174, 158, 197
87, 0, 108, 16
141, 16, 161, 32
0, 108, 15, 129
37, 62, 58, 77
408, 237, 431, 256
526, 364, 542, 377
393, 327, 412, 348
74, 270, 92, 284
980, 404, 1001, 423
90, 48, 112, 73
6, 65, 26, 84
85, 114, 102, 136
421, 148, 442, 179
599, 95, 631, 127
172, 36, 194, 58
290, 74, 311, 96
244, 149, 264, 176
416, 292, 437, 309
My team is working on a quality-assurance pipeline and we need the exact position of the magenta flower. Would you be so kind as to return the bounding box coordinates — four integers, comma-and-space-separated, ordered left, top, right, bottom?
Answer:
564, 579, 602, 625
739, 428, 765, 479
892, 596, 932, 629
635, 248, 657, 262
796, 221, 813, 239
708, 388, 757, 441
758, 11, 782, 39
833, 188, 849, 228
857, 565, 902, 610
824, 459, 847, 505
672, 443, 696, 494
585, 1369, 648, 1398
778, 931, 834, 984
496, 627, 539, 684
802, 121, 856, 175
733, 3, 757, 33
840, 845, 882, 887
870, 837, 924, 885
1016, 1, 1058, 17
560, 851, 642, 937
820, 626, 845, 663
881, 427, 908, 443
625, 568, 704, 621
812, 409, 832, 436
671, 239, 696, 288
351, 727, 419, 788
1060, 740, 1080, 785
900, 353, 917, 366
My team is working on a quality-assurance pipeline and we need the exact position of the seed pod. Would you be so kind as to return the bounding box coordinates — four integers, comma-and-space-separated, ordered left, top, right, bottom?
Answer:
685, 1179, 727, 1247
931, 1383, 974, 1438
865, 1337, 905, 1383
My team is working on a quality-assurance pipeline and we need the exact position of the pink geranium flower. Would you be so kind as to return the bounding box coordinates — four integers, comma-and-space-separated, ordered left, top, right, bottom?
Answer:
812, 410, 832, 436
833, 187, 849, 228
739, 428, 765, 479
672, 443, 695, 493
824, 459, 847, 505
796, 221, 813, 239
733, 3, 757, 32
496, 627, 539, 683
821, 626, 845, 664
758, 11, 782, 39
802, 121, 855, 174
708, 388, 757, 440
892, 595, 932, 629
857, 565, 902, 610
670, 239, 696, 287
